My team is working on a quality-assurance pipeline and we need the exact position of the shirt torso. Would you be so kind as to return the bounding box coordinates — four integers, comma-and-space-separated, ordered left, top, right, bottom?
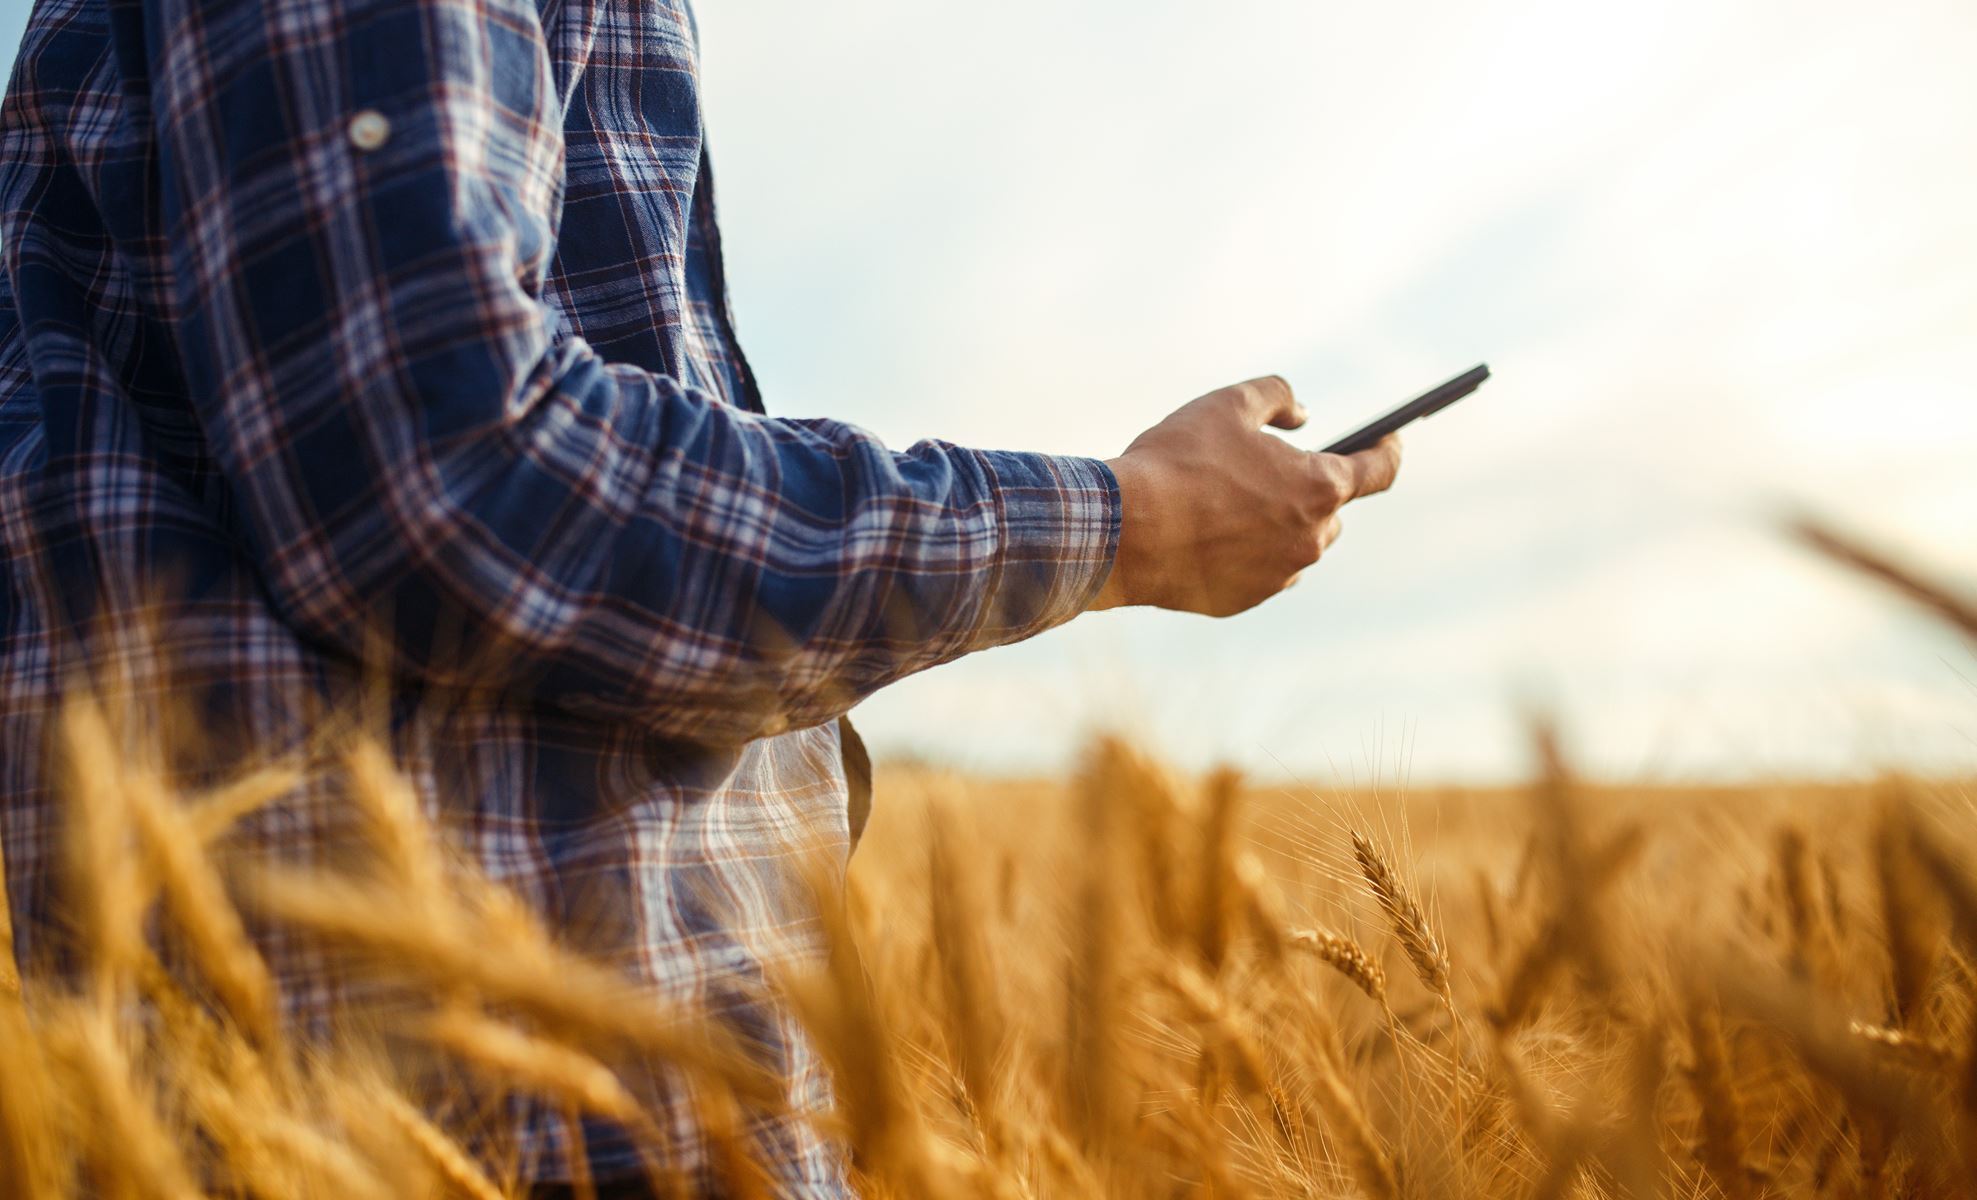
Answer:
0, 0, 845, 1187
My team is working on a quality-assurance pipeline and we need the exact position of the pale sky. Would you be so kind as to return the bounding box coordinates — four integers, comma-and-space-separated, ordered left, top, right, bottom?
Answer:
4, 0, 1973, 782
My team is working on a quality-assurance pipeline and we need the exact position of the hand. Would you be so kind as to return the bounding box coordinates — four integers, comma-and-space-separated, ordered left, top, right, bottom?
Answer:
1089, 376, 1401, 616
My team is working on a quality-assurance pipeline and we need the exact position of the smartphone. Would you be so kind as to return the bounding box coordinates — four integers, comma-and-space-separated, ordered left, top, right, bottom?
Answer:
1320, 363, 1491, 456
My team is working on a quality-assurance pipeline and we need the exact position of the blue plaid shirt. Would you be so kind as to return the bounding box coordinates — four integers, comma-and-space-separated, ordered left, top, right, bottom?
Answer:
0, 0, 1119, 1187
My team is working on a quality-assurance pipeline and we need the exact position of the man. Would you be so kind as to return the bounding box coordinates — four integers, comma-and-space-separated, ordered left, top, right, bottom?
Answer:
0, 0, 1399, 1192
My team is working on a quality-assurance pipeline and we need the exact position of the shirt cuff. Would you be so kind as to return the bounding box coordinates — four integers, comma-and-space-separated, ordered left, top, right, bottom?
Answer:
968, 449, 1122, 643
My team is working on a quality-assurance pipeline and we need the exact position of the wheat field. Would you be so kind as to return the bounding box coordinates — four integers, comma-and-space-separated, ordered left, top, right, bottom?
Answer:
2, 522, 1975, 1199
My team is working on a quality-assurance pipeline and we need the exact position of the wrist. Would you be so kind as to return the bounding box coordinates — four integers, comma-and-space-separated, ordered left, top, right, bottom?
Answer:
1090, 455, 1142, 610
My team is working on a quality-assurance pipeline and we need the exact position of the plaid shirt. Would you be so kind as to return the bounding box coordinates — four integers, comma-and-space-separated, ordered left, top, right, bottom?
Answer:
0, 0, 1119, 1188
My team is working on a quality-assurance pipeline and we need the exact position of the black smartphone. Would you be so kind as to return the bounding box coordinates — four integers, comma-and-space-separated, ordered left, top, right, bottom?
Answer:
1320, 363, 1491, 456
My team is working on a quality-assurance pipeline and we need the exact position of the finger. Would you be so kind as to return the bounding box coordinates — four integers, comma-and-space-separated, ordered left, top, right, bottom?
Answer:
1338, 434, 1402, 501
1317, 514, 1344, 554
1226, 375, 1307, 431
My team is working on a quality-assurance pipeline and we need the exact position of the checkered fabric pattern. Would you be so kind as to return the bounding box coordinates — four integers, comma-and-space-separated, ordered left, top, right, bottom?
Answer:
0, 0, 1120, 1189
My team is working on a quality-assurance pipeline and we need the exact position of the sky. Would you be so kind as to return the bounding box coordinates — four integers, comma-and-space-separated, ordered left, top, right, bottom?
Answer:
4, 0, 1974, 784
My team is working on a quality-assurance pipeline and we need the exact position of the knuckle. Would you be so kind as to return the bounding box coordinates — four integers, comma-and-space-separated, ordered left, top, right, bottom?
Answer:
1308, 458, 1348, 506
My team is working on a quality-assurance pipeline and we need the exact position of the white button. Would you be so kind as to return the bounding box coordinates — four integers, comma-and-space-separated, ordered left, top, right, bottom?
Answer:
348, 110, 391, 152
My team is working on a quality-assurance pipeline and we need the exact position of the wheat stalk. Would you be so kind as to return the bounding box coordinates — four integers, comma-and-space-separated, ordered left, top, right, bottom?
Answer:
1790, 516, 1977, 639
1195, 767, 1244, 976
45, 1008, 203, 1200
1160, 961, 1275, 1101
1306, 1033, 1402, 1200
345, 738, 451, 907
0, 838, 16, 1001
246, 869, 775, 1103
125, 775, 277, 1045
1875, 796, 1941, 1027
420, 1006, 651, 1126
1352, 828, 1465, 1141
1849, 1020, 1956, 1070
0, 982, 62, 1197
375, 1088, 506, 1200
927, 809, 1004, 1147
1685, 1000, 1752, 1200
1289, 928, 1388, 1007
59, 699, 146, 999
1351, 831, 1450, 999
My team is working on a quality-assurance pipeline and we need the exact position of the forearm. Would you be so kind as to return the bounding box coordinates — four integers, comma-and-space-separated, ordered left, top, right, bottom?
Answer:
262, 351, 1121, 742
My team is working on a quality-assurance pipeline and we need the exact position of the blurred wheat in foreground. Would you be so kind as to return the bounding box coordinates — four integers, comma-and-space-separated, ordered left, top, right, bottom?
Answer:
2, 519, 1976, 1199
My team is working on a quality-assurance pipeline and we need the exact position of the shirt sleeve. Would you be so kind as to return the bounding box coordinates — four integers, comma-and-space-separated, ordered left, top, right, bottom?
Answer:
145, 0, 1120, 745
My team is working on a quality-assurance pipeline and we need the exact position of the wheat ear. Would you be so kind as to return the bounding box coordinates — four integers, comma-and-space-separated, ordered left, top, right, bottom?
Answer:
376, 1088, 506, 1200
1685, 1000, 1752, 1200
1849, 1020, 1956, 1070
1353, 829, 1466, 1144
126, 775, 278, 1045
1351, 831, 1450, 998
1290, 928, 1388, 1007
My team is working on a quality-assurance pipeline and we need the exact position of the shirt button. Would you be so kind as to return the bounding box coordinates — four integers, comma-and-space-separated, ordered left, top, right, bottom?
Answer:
348, 109, 391, 152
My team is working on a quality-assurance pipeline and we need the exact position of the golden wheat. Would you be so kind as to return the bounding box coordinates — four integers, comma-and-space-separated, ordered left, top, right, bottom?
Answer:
0, 523, 1972, 1198
1288, 928, 1387, 1007
1349, 830, 1451, 1000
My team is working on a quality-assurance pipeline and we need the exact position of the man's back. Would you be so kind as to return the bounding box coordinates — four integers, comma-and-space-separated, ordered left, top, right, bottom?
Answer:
0, 0, 1122, 1187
